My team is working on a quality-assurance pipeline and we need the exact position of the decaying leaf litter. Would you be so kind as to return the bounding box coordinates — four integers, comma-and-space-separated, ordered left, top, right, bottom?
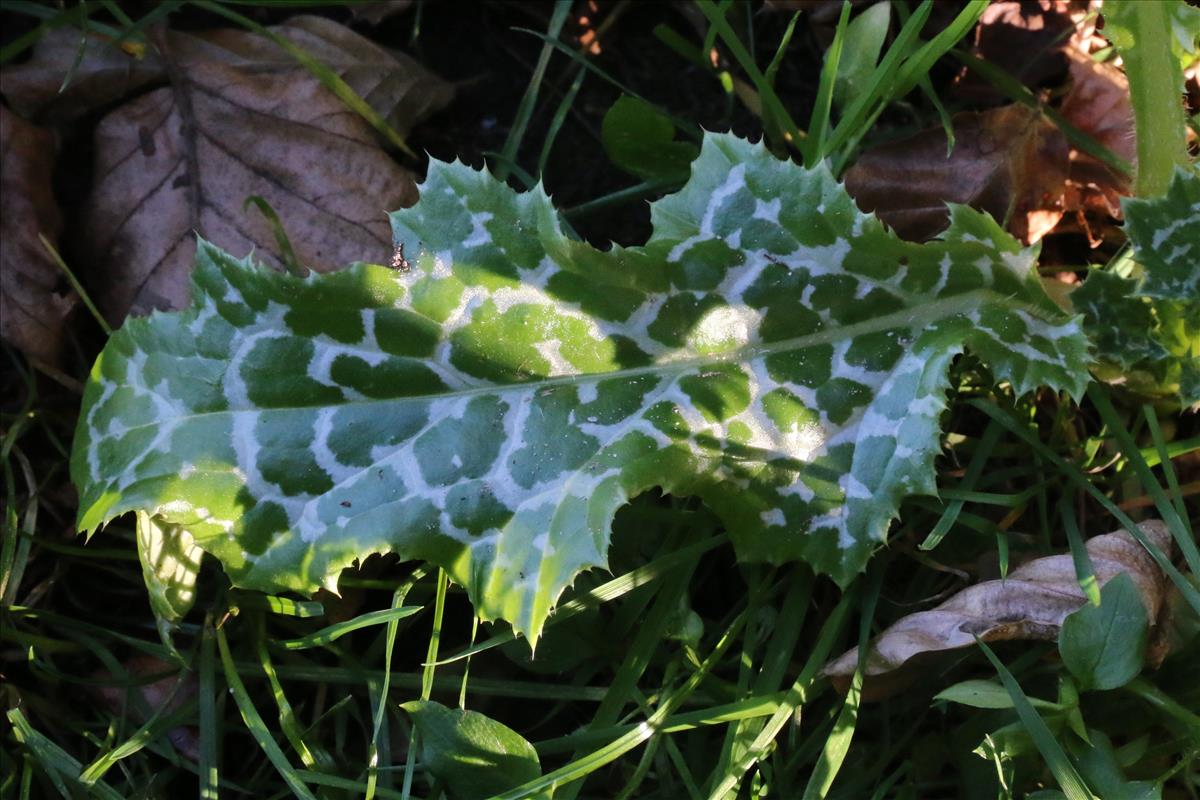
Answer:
2, 14, 452, 325
1, 2, 1197, 799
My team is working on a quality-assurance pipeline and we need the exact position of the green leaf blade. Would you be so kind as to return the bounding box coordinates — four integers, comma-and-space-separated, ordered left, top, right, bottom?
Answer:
1059, 573, 1149, 691
401, 700, 541, 800
72, 132, 1090, 641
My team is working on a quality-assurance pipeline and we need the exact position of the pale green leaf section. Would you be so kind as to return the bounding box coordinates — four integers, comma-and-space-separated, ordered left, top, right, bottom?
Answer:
71, 133, 1089, 640
135, 510, 203, 649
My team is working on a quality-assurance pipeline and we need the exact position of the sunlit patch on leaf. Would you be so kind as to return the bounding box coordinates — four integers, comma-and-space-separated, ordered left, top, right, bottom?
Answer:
71, 133, 1090, 641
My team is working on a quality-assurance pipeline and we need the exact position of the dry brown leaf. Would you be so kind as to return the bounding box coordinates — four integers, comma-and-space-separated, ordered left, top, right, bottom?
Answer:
177, 16, 453, 141
844, 104, 1069, 243
1055, 46, 1135, 243
0, 29, 164, 123
70, 17, 451, 322
0, 106, 74, 365
953, 0, 1075, 104
1, 17, 452, 137
824, 520, 1175, 698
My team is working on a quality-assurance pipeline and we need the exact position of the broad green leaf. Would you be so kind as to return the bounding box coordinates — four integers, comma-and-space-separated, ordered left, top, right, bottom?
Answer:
135, 510, 203, 650
1067, 729, 1162, 800
71, 132, 1089, 641
601, 94, 697, 184
400, 700, 542, 800
1059, 573, 1148, 691
1076, 169, 1200, 407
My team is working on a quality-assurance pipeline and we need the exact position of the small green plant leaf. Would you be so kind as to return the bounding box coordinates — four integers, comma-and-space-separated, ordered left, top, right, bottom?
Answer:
831, 1, 891, 112
935, 679, 1061, 711
401, 700, 542, 800
1059, 573, 1149, 691
601, 95, 698, 183
71, 132, 1089, 641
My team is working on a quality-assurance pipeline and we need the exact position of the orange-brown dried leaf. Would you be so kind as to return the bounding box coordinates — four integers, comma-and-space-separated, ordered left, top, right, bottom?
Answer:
0, 107, 74, 365
824, 521, 1174, 697
1054, 46, 1135, 245
844, 104, 1069, 243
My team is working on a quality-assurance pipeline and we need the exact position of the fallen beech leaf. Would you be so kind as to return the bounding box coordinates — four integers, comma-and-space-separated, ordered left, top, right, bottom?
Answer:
844, 104, 1069, 243
1, 17, 452, 137
824, 520, 1174, 695
0, 28, 164, 123
81, 16, 451, 322
0, 107, 74, 364
178, 16, 453, 141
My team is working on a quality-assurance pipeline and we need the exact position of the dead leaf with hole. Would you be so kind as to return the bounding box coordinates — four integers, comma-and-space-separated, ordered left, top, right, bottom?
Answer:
0, 106, 74, 365
70, 16, 451, 322
844, 104, 1069, 243
824, 520, 1175, 699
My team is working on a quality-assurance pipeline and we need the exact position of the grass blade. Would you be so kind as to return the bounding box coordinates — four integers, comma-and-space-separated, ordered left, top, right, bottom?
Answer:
273, 606, 422, 651
801, 567, 882, 799
216, 624, 319, 800
976, 639, 1098, 800
495, 0, 571, 181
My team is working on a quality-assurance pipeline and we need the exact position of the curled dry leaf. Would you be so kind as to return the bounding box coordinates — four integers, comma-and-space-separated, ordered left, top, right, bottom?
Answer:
844, 104, 1069, 244
824, 520, 1174, 697
78, 17, 450, 322
0, 106, 74, 365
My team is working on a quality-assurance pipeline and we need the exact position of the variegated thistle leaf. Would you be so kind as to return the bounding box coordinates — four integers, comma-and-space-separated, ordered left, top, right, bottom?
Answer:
1074, 168, 1200, 406
72, 133, 1089, 641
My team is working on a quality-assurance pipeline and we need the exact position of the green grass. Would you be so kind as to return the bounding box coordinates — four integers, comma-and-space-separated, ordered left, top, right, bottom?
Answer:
2, 1, 1198, 798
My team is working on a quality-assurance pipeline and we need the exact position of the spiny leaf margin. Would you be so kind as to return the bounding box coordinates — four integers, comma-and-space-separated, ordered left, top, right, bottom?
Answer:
71, 133, 1089, 641
1075, 168, 1200, 407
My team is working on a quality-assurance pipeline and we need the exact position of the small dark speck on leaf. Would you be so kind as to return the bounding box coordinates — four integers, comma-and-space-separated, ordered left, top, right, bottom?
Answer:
340, 500, 352, 508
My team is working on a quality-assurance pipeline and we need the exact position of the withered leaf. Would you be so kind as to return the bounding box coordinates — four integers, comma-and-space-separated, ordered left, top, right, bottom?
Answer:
953, 0, 1074, 104
824, 521, 1174, 693
843, 104, 1069, 243
79, 16, 451, 322
0, 107, 74, 365
0, 28, 163, 124
1, 16, 452, 137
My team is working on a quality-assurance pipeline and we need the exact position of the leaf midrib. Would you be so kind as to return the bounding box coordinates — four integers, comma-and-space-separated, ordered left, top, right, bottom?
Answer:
100, 288, 1025, 435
